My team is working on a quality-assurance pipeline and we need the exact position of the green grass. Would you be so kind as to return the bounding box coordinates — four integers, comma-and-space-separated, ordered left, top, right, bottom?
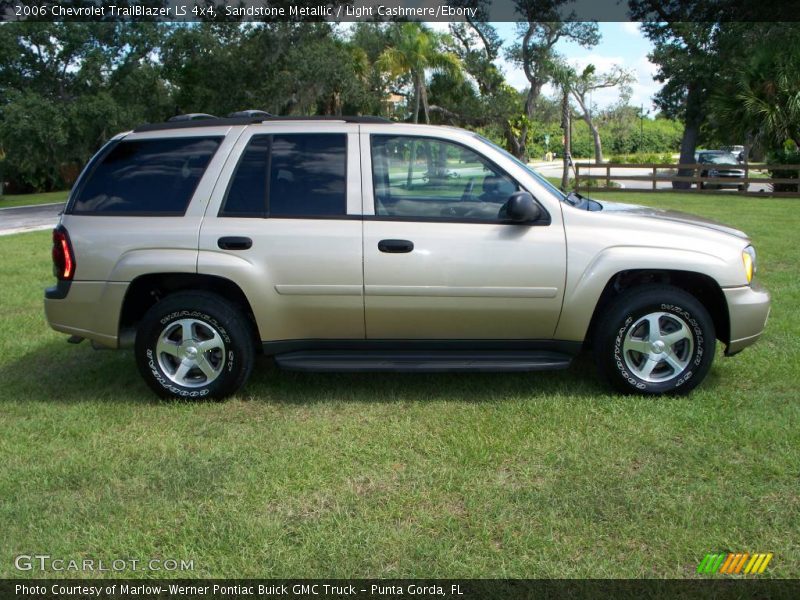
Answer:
0, 190, 68, 208
1, 193, 798, 579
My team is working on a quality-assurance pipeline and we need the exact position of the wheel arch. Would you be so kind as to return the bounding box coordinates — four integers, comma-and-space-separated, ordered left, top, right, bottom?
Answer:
581, 269, 730, 349
118, 273, 260, 349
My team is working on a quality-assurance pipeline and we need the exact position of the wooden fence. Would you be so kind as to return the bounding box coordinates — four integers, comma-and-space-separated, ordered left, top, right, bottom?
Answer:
573, 163, 800, 197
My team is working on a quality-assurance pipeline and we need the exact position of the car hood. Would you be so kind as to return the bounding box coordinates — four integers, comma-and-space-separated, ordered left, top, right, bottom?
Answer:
597, 200, 749, 240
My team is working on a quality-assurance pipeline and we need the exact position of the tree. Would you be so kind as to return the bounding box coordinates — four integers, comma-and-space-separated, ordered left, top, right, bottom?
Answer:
570, 65, 635, 163
0, 22, 170, 191
628, 2, 748, 187
505, 1, 599, 158
710, 24, 800, 155
446, 15, 529, 156
377, 23, 462, 124
549, 61, 578, 189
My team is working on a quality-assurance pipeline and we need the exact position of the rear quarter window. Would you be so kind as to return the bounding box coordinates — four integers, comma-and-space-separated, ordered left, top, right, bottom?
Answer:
69, 136, 222, 215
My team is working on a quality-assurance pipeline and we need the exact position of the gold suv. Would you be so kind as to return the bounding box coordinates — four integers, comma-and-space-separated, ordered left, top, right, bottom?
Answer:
45, 116, 770, 399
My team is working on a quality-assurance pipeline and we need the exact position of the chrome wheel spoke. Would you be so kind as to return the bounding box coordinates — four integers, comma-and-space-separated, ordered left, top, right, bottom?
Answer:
156, 337, 181, 358
180, 319, 194, 343
197, 330, 224, 353
638, 358, 658, 379
646, 313, 662, 339
663, 350, 688, 373
195, 355, 219, 380
662, 322, 691, 347
624, 338, 651, 355
173, 359, 192, 383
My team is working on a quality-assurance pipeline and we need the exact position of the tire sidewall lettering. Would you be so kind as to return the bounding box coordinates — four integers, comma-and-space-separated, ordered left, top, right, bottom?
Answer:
145, 310, 234, 398
612, 302, 705, 393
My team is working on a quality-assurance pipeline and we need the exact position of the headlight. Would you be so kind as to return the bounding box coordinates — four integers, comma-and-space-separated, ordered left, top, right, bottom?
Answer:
709, 169, 719, 177
742, 245, 757, 283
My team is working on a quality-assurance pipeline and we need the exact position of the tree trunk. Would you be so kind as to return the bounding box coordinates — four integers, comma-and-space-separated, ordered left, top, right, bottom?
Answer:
587, 118, 603, 163
524, 81, 544, 119
406, 140, 419, 188
674, 84, 703, 190
503, 121, 528, 162
561, 92, 572, 190
574, 92, 603, 163
412, 77, 421, 124
419, 73, 430, 124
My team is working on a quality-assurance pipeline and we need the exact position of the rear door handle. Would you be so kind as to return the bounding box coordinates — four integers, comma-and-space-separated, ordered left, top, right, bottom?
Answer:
378, 239, 414, 253
218, 236, 252, 250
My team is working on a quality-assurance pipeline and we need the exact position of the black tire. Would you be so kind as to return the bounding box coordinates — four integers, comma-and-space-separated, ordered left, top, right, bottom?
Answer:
594, 285, 716, 395
135, 292, 254, 400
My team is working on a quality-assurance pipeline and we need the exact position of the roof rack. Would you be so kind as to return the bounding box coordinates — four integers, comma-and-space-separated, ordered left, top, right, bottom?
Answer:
227, 109, 273, 118
133, 115, 393, 133
167, 113, 218, 122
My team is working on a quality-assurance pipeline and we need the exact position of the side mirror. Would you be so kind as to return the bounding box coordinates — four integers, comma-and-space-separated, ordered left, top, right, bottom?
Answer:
503, 191, 542, 223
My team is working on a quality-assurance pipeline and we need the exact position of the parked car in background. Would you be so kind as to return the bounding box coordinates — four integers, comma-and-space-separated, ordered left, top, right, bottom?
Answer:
696, 151, 747, 191
722, 145, 746, 162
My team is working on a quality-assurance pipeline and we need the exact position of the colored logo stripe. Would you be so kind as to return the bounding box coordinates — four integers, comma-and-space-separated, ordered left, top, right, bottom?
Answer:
697, 553, 725, 574
744, 553, 773, 574
699, 552, 773, 575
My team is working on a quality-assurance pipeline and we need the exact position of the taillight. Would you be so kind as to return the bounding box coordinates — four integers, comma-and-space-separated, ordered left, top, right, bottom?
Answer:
52, 226, 75, 281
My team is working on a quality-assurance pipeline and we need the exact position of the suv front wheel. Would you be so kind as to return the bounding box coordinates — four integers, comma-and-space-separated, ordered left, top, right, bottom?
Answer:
594, 286, 716, 395
135, 292, 254, 400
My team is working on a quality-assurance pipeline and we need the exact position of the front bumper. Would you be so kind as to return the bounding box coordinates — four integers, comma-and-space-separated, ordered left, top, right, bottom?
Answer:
723, 281, 771, 356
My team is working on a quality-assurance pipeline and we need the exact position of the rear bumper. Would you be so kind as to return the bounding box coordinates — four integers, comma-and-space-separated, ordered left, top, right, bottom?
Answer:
44, 281, 128, 348
723, 281, 771, 356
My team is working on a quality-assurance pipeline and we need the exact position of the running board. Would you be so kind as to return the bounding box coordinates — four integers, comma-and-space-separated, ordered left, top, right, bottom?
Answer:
274, 350, 573, 373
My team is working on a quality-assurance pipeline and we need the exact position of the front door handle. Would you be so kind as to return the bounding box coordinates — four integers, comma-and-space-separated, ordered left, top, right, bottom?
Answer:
218, 236, 252, 250
378, 239, 414, 253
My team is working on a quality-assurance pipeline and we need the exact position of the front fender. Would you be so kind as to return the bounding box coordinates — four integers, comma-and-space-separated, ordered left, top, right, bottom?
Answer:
554, 245, 731, 342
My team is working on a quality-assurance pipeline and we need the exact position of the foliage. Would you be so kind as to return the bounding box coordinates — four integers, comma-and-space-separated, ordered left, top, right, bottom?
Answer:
0, 19, 685, 192
377, 23, 461, 124
709, 24, 800, 155
504, 3, 599, 158
767, 149, 800, 193
607, 152, 675, 164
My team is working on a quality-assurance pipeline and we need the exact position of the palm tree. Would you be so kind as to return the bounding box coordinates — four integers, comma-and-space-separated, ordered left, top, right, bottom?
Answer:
377, 23, 462, 124
550, 60, 578, 190
713, 44, 800, 154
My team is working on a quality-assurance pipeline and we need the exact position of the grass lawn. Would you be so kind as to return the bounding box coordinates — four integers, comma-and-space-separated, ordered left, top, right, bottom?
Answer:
1, 193, 798, 579
0, 190, 68, 209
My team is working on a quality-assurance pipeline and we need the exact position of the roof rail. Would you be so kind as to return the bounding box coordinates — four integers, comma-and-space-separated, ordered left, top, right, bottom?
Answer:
167, 113, 218, 122
228, 109, 273, 118
133, 115, 394, 133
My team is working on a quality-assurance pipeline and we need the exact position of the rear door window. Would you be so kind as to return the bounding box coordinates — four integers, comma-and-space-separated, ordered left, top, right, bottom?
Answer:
70, 136, 222, 215
220, 133, 347, 218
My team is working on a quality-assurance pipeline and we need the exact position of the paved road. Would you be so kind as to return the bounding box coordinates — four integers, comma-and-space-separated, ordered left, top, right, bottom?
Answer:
0, 202, 64, 236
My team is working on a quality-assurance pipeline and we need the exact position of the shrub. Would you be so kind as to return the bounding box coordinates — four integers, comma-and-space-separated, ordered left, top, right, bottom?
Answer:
768, 149, 800, 192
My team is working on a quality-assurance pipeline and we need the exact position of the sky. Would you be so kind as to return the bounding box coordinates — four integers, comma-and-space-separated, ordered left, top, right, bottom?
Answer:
427, 21, 661, 112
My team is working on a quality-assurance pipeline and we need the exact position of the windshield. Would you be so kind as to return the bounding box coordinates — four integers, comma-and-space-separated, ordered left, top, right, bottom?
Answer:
472, 133, 566, 200
700, 153, 738, 165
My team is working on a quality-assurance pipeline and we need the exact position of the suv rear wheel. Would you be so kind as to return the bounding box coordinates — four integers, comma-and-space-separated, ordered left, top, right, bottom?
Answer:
135, 292, 254, 400
594, 285, 716, 395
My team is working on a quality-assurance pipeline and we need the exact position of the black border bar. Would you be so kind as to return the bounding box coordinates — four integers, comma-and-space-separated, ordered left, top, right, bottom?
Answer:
3, 0, 800, 23
3, 579, 800, 600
